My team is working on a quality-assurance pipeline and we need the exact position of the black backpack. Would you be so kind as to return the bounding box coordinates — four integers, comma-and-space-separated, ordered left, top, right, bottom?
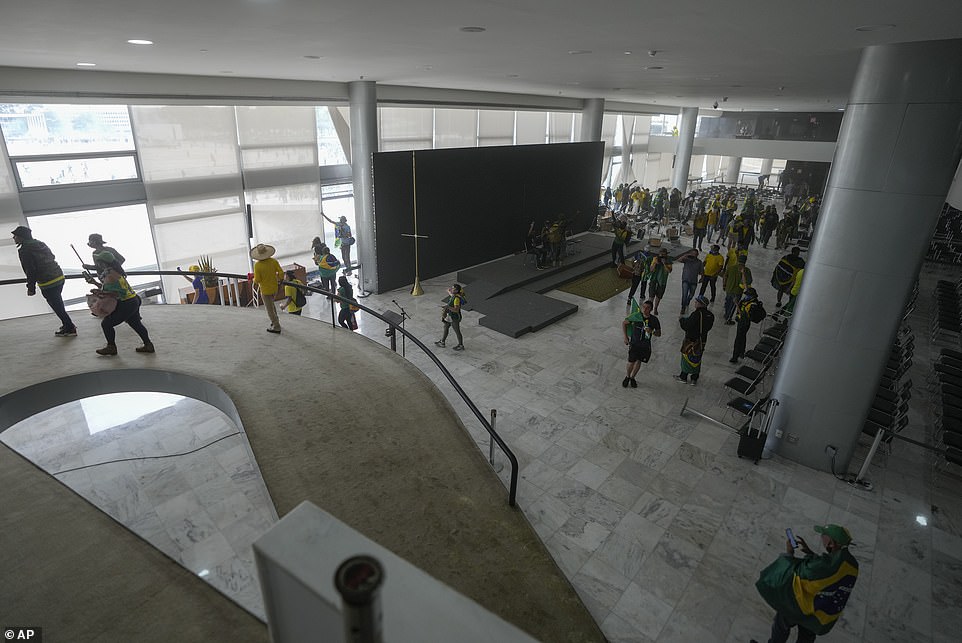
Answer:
294, 287, 307, 308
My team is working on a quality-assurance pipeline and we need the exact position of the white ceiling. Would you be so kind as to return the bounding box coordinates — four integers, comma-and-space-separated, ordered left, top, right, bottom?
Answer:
2, 0, 961, 112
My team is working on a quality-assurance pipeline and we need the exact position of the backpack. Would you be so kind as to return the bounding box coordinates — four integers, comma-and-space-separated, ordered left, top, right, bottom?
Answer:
749, 302, 767, 323
294, 287, 307, 308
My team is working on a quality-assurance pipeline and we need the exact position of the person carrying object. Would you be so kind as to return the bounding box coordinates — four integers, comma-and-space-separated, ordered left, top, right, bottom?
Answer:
83, 233, 126, 277
698, 244, 724, 303
674, 295, 714, 386
723, 253, 753, 324
752, 524, 858, 643
12, 225, 77, 337
321, 212, 355, 272
610, 219, 632, 267
435, 284, 466, 351
730, 287, 766, 363
91, 266, 154, 355
276, 270, 306, 316
337, 275, 358, 330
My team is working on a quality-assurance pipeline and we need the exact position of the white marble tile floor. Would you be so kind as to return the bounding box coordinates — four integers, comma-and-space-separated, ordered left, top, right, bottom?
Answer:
0, 392, 276, 621
297, 220, 962, 642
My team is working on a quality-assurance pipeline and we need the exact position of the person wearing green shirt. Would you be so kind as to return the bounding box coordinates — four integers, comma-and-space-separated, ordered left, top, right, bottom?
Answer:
646, 248, 672, 315
753, 524, 858, 643
723, 254, 753, 324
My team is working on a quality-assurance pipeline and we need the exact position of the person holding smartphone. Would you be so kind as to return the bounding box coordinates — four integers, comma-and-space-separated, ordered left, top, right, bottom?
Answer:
753, 524, 859, 643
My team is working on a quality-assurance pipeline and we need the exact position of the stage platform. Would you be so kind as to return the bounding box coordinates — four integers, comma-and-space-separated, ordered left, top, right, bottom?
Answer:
456, 232, 689, 338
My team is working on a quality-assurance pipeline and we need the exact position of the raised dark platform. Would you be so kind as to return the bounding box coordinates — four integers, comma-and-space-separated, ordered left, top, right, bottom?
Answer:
455, 233, 660, 338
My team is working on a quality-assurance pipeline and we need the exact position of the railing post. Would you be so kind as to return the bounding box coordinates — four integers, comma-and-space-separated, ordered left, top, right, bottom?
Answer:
489, 409, 496, 466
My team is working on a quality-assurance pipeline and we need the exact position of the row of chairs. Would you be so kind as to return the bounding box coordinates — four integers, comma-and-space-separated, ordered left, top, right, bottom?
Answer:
722, 317, 789, 422
934, 349, 962, 471
863, 325, 914, 445
925, 204, 962, 265
933, 277, 962, 343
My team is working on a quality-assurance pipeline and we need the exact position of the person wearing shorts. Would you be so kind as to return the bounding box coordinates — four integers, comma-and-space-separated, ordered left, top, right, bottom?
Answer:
621, 300, 661, 388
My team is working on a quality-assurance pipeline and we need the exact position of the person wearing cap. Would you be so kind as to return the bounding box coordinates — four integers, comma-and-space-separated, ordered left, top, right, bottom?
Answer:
12, 225, 77, 337
621, 299, 661, 388
83, 233, 126, 277
753, 524, 859, 643
730, 287, 766, 363
723, 253, 753, 324
177, 265, 209, 304
435, 284, 466, 351
250, 243, 285, 334
673, 294, 714, 386
321, 212, 354, 273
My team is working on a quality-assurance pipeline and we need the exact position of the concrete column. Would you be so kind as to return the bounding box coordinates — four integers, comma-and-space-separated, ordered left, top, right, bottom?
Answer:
724, 156, 742, 184
671, 107, 698, 192
760, 158, 774, 175
348, 81, 378, 293
768, 38, 962, 472
579, 98, 604, 142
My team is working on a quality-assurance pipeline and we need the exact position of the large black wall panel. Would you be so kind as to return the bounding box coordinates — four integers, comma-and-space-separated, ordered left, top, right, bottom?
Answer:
372, 142, 604, 293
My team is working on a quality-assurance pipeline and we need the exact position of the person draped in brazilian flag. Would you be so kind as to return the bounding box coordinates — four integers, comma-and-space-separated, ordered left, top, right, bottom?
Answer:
621, 299, 661, 388
674, 295, 714, 385
771, 246, 805, 307
753, 524, 858, 643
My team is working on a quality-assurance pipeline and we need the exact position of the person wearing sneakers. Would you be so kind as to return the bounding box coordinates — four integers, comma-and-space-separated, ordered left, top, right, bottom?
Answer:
753, 524, 858, 643
647, 248, 672, 315
12, 225, 77, 338
621, 299, 661, 388
730, 287, 766, 363
674, 295, 714, 386
93, 265, 154, 355
251, 243, 284, 334
435, 284, 466, 351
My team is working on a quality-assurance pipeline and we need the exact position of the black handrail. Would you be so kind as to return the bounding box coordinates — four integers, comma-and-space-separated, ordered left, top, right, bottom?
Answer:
1, 269, 520, 507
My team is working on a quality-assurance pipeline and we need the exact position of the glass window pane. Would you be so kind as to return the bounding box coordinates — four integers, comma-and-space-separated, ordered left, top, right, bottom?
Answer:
247, 183, 321, 268
240, 145, 317, 170
434, 109, 478, 149
25, 204, 159, 304
16, 155, 139, 187
379, 107, 433, 151
0, 104, 134, 156
316, 107, 349, 166
515, 111, 547, 145
549, 112, 573, 143
130, 105, 240, 182
320, 185, 354, 252
152, 195, 242, 220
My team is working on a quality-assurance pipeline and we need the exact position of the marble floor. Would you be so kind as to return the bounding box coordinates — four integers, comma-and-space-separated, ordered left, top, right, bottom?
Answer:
0, 392, 276, 620
4, 216, 961, 641
296, 227, 962, 642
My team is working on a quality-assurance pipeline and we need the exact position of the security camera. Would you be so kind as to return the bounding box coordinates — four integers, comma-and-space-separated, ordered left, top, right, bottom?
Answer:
713, 101, 719, 109
648, 50, 657, 57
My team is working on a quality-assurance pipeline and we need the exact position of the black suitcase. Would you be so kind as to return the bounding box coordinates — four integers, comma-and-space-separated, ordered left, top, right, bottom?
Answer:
737, 399, 778, 464
737, 426, 767, 463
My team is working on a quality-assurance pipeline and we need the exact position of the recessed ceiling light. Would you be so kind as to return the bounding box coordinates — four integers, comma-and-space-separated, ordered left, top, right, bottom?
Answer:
304, 55, 322, 59
199, 49, 209, 53
507, 73, 520, 78
76, 62, 96, 67
459, 26, 486, 33
645, 65, 663, 70
855, 24, 896, 32
421, 65, 433, 70
837, 107, 845, 111
730, 84, 743, 88
773, 108, 780, 111
623, 51, 632, 55
127, 39, 153, 45
220, 70, 233, 74
568, 49, 592, 55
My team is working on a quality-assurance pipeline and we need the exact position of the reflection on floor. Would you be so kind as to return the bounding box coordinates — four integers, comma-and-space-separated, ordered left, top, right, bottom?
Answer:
0, 392, 276, 620
299, 232, 962, 642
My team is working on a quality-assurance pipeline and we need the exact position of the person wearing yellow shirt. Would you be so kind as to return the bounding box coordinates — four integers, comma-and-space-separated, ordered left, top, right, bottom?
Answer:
706, 208, 720, 243
698, 244, 725, 303
276, 270, 305, 316
251, 243, 285, 334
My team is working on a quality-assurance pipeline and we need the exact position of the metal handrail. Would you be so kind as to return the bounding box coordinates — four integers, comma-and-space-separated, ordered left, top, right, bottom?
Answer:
1, 269, 520, 506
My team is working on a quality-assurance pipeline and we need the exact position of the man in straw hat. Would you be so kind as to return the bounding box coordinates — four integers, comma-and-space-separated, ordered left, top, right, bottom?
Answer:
251, 243, 285, 334
753, 524, 859, 643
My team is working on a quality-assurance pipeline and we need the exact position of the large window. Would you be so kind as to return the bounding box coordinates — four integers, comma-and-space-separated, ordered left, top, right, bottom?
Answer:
15, 154, 139, 188
0, 104, 134, 156
26, 204, 159, 305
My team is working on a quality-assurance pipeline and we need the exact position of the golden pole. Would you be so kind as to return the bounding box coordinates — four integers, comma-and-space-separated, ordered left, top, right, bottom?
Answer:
410, 150, 424, 296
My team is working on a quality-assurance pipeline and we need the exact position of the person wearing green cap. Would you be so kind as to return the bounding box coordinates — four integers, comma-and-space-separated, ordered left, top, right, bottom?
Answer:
753, 524, 859, 643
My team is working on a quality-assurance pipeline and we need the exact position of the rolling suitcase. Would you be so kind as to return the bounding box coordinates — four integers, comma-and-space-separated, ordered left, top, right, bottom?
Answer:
737, 398, 778, 464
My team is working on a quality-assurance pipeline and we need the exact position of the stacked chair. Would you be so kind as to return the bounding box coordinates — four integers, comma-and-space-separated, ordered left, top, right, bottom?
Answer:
933, 275, 962, 343
722, 316, 789, 423
934, 348, 962, 473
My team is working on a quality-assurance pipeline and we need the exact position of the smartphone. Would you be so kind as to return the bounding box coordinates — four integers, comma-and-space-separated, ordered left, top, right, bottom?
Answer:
786, 528, 798, 549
